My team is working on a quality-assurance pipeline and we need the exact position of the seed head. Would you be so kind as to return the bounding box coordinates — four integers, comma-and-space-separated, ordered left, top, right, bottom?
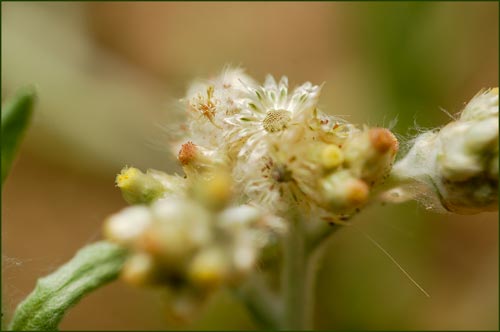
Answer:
263, 109, 292, 132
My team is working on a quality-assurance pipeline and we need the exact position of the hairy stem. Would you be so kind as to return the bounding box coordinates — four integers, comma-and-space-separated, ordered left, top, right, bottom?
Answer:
9, 241, 127, 331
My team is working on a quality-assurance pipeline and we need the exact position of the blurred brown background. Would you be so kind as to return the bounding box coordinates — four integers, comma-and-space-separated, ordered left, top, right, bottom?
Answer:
2, 2, 498, 330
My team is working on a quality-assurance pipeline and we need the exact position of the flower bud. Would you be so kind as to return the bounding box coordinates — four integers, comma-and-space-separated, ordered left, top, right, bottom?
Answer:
178, 141, 199, 167
121, 253, 157, 286
460, 87, 498, 121
177, 142, 226, 177
342, 128, 398, 185
104, 205, 152, 246
369, 128, 399, 155
147, 169, 186, 196
116, 167, 166, 204
437, 118, 498, 182
188, 247, 230, 289
320, 170, 369, 213
217, 205, 262, 230
191, 171, 233, 211
391, 88, 498, 214
464, 116, 498, 152
320, 144, 344, 170
439, 88, 499, 180
140, 200, 212, 263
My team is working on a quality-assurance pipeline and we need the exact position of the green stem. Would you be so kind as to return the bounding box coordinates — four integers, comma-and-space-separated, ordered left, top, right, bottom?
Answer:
9, 241, 127, 331
282, 210, 311, 330
234, 276, 282, 330
306, 222, 341, 253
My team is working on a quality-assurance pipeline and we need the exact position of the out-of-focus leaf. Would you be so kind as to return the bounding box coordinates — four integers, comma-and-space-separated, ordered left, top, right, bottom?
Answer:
1, 87, 36, 185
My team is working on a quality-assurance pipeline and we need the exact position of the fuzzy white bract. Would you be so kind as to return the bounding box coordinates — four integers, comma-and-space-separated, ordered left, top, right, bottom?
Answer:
391, 88, 498, 214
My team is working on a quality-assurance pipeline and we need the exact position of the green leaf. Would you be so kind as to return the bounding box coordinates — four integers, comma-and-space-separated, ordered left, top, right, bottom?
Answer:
9, 241, 127, 331
1, 87, 36, 186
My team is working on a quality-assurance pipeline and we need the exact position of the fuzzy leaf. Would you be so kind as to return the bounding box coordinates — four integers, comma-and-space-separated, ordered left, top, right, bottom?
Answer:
9, 241, 127, 331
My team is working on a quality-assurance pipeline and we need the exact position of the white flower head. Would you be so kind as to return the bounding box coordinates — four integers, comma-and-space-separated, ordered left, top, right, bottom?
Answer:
181, 68, 257, 149
222, 74, 323, 159
176, 68, 401, 218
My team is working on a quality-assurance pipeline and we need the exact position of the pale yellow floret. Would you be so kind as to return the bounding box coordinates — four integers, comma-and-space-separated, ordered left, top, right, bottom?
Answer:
122, 253, 156, 286
191, 171, 232, 210
116, 167, 166, 204
188, 247, 230, 289
320, 144, 344, 170
116, 167, 139, 187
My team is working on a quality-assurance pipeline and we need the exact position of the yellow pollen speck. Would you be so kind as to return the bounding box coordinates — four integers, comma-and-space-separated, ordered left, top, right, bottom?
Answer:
116, 167, 140, 189
188, 249, 229, 288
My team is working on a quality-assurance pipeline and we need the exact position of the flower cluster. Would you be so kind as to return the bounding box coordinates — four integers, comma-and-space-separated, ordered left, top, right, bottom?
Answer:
102, 68, 403, 318
176, 68, 399, 220
105, 167, 282, 320
102, 68, 497, 320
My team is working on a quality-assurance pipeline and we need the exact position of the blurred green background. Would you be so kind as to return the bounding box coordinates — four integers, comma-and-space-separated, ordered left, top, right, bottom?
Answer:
2, 2, 498, 330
